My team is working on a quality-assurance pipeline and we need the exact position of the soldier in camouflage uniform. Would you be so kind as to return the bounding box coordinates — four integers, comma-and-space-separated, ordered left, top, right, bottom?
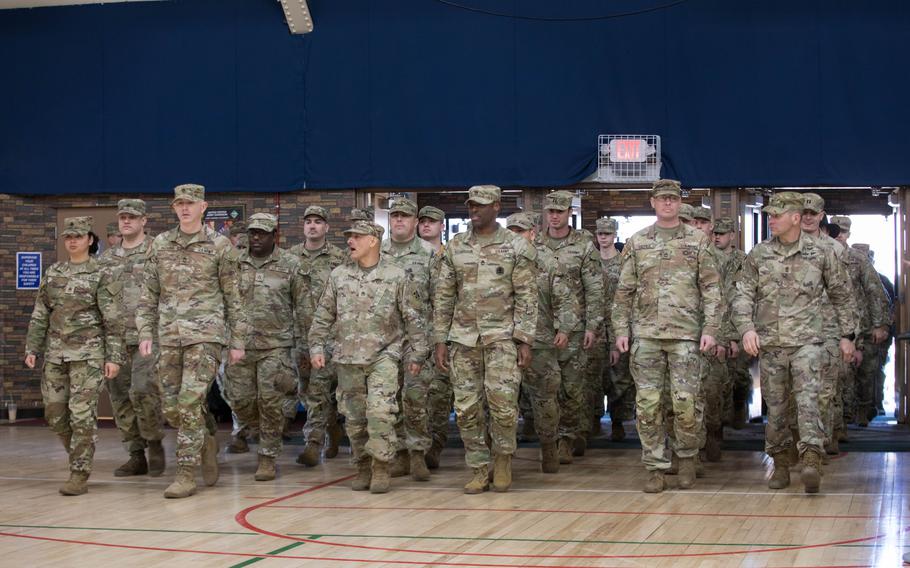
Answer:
350, 206, 375, 222
733, 192, 856, 494
136, 184, 249, 499
224, 213, 311, 481
507, 212, 571, 472
105, 221, 122, 252
309, 221, 428, 494
418, 205, 453, 469
381, 198, 437, 480
434, 185, 538, 494
612, 179, 721, 493
26, 216, 126, 496
290, 205, 348, 466
103, 199, 166, 478
535, 190, 603, 463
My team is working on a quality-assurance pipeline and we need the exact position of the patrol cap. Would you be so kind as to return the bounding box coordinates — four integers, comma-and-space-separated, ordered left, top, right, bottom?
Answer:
350, 207, 374, 222
829, 215, 852, 231
851, 243, 871, 255
304, 205, 329, 221
651, 179, 681, 198
803, 193, 825, 213
692, 206, 712, 222
418, 206, 444, 222
247, 213, 277, 232
62, 216, 93, 237
465, 185, 501, 205
762, 191, 805, 215
106, 222, 121, 236
505, 212, 535, 231
389, 198, 418, 217
678, 203, 695, 222
543, 190, 574, 211
344, 220, 384, 239
117, 198, 146, 216
595, 217, 618, 234
713, 217, 735, 234
173, 183, 205, 203
229, 221, 247, 236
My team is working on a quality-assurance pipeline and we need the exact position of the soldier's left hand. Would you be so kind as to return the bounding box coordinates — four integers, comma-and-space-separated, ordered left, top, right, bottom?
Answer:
408, 362, 423, 375
729, 341, 740, 358
517, 343, 533, 369
871, 326, 889, 344
104, 362, 120, 379
851, 348, 863, 366
840, 338, 856, 364
699, 334, 717, 353
583, 331, 597, 350
609, 350, 620, 366
715, 345, 727, 363
229, 348, 245, 364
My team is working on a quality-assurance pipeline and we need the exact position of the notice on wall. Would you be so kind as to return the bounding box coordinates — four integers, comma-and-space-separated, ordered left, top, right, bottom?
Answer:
17, 252, 42, 290
204, 205, 246, 237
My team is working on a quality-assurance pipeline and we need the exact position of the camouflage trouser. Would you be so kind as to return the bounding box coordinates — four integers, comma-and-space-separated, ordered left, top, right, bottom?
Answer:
450, 340, 520, 468
840, 356, 857, 424
335, 356, 400, 464
585, 344, 607, 423
42, 359, 104, 474
630, 338, 701, 471
158, 343, 220, 467
522, 347, 561, 443
875, 343, 890, 412
855, 338, 881, 422
557, 332, 588, 443
702, 351, 730, 432
760, 343, 824, 457
725, 352, 753, 421
303, 353, 339, 446
426, 361, 453, 450
215, 353, 253, 438
109, 344, 164, 454
819, 340, 842, 441
281, 349, 302, 421
831, 357, 849, 431
225, 347, 299, 458
394, 343, 433, 452
606, 351, 635, 422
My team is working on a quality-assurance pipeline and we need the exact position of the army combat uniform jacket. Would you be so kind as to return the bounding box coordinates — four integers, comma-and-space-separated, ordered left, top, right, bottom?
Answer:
535, 229, 604, 335
103, 239, 151, 347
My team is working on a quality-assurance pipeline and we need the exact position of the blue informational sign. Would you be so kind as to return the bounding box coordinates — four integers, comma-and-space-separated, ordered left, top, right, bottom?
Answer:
16, 252, 42, 290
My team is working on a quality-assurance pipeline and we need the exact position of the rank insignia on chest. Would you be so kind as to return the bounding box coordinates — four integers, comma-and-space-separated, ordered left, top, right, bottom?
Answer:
65, 282, 77, 294
255, 273, 265, 283
496, 266, 505, 275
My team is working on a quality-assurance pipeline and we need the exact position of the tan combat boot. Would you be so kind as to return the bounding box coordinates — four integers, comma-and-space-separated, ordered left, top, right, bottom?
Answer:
201, 434, 219, 487
611, 420, 626, 442
325, 422, 343, 459
425, 443, 443, 470
164, 465, 197, 498
557, 439, 573, 464
678, 457, 696, 489
390, 449, 410, 478
410, 450, 431, 481
147, 439, 166, 477
351, 459, 372, 491
540, 442, 559, 474
114, 451, 149, 477
464, 465, 490, 494
296, 442, 322, 466
573, 436, 586, 457
370, 459, 391, 494
59, 472, 89, 496
227, 435, 249, 454
643, 470, 665, 493
492, 454, 512, 493
800, 448, 823, 494
254, 455, 277, 481
768, 452, 790, 489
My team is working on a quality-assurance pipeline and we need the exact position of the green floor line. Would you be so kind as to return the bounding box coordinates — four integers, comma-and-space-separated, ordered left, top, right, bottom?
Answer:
227, 541, 307, 568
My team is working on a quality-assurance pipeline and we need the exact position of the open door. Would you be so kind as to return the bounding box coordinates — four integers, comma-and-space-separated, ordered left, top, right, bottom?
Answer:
895, 188, 909, 424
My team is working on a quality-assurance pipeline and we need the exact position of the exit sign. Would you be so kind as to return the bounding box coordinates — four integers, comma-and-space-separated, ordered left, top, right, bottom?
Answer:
609, 138, 648, 163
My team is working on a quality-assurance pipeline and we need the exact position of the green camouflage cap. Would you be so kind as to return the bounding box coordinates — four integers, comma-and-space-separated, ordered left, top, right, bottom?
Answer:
344, 220, 384, 239
692, 206, 712, 221
117, 198, 146, 216
713, 217, 735, 234
173, 183, 205, 203
505, 212, 535, 231
304, 205, 329, 221
247, 213, 277, 232
418, 206, 444, 221
543, 190, 574, 211
762, 191, 805, 215
829, 215, 852, 231
61, 216, 93, 237
851, 243, 870, 255
350, 206, 374, 221
389, 197, 418, 217
678, 203, 696, 221
106, 222, 121, 236
803, 192, 825, 213
651, 179, 681, 198
595, 217, 618, 233
465, 184, 501, 205
229, 221, 247, 236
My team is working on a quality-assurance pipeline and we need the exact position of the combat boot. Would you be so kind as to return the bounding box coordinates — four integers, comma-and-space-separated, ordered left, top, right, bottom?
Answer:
147, 439, 166, 477
768, 452, 790, 489
296, 442, 322, 467
492, 454, 512, 493
643, 470, 665, 493
390, 449, 410, 478
540, 442, 559, 474
201, 434, 219, 487
254, 455, 277, 481
557, 439, 573, 464
164, 465, 197, 499
351, 459, 372, 491
800, 448, 823, 494
705, 428, 722, 462
678, 457, 696, 489
611, 420, 626, 442
227, 435, 249, 454
59, 432, 72, 454
370, 460, 391, 494
425, 443, 443, 470
114, 450, 149, 477
463, 465, 489, 494
325, 422, 343, 459
410, 450, 431, 481
59, 472, 89, 496
572, 436, 586, 457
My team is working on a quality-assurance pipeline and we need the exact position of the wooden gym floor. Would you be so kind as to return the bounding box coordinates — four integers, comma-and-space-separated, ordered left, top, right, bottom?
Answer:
1, 422, 908, 568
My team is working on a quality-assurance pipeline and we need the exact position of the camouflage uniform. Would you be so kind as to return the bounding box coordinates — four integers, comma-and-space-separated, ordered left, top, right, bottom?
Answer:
136, 187, 248, 469
26, 216, 126, 475
308, 225, 428, 466
425, 239, 454, 455
434, 195, 538, 469
536, 191, 604, 446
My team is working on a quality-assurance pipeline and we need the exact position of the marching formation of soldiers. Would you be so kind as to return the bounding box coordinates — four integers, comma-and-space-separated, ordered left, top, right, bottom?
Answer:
24, 180, 893, 497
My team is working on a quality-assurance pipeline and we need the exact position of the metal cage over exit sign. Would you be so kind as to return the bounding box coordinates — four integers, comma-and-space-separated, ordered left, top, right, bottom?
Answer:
596, 134, 661, 183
